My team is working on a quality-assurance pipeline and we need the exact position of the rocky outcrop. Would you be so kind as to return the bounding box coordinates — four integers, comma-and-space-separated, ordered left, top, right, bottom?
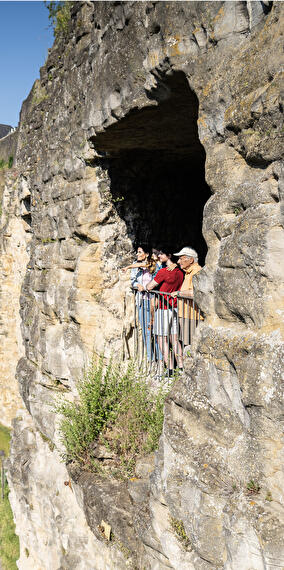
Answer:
3, 1, 284, 569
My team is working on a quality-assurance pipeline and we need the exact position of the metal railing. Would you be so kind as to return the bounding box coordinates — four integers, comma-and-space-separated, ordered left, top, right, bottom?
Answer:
131, 289, 202, 378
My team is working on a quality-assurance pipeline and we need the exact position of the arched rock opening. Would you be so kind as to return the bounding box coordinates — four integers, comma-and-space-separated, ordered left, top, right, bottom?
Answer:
91, 71, 210, 265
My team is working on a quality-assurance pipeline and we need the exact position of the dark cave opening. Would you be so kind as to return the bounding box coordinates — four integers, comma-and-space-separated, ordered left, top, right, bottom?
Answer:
91, 70, 211, 265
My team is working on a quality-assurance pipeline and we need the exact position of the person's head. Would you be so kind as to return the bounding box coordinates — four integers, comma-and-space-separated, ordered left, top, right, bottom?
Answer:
174, 247, 198, 270
158, 249, 174, 264
136, 245, 150, 262
151, 248, 161, 262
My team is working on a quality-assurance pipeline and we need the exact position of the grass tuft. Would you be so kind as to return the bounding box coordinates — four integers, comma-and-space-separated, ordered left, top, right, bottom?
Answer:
246, 480, 260, 495
169, 516, 191, 550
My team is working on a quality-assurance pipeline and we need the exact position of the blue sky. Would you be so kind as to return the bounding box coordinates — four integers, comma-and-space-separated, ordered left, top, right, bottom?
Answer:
0, 1, 54, 127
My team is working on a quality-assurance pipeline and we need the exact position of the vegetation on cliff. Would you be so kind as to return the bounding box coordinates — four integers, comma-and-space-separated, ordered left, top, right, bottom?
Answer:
0, 156, 13, 170
0, 425, 10, 456
57, 359, 171, 478
46, 1, 73, 38
0, 425, 19, 570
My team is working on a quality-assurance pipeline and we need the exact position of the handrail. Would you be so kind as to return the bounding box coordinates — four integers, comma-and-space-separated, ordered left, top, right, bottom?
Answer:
129, 288, 202, 378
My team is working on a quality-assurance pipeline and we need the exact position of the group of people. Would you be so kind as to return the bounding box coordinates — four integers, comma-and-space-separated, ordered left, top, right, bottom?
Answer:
124, 245, 202, 376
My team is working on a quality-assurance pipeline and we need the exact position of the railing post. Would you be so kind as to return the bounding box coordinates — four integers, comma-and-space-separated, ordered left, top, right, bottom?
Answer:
192, 298, 196, 341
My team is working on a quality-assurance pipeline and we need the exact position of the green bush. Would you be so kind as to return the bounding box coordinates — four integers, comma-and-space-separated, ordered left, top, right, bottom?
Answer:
57, 358, 171, 478
46, 1, 73, 38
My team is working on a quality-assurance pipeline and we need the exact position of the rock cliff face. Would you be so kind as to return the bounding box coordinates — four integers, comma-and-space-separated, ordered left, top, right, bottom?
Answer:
1, 1, 283, 568
0, 170, 26, 426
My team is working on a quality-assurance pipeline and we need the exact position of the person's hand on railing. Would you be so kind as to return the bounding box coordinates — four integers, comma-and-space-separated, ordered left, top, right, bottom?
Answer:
137, 284, 145, 292
180, 290, 194, 299
171, 290, 194, 299
171, 291, 179, 298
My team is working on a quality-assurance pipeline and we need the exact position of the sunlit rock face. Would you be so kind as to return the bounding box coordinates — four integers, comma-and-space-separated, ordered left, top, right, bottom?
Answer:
8, 409, 128, 570
3, 1, 284, 568
0, 172, 27, 427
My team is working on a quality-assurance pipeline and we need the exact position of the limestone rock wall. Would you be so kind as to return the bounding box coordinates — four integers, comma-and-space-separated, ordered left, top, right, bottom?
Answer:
0, 170, 27, 426
8, 409, 128, 570
3, 1, 284, 569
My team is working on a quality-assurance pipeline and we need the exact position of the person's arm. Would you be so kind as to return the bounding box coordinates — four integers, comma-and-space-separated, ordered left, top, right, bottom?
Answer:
146, 267, 164, 291
122, 262, 145, 272
171, 271, 188, 298
145, 278, 158, 291
177, 268, 200, 297
175, 289, 193, 299
171, 289, 193, 298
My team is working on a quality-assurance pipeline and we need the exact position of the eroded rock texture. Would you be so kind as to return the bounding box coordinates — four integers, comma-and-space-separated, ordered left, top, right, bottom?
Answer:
3, 1, 283, 568
0, 171, 26, 426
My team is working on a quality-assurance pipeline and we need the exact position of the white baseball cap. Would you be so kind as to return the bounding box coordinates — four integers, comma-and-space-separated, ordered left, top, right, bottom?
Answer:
174, 247, 197, 258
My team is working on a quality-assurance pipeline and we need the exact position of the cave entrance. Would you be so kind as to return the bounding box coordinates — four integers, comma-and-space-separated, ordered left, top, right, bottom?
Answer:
91, 70, 210, 265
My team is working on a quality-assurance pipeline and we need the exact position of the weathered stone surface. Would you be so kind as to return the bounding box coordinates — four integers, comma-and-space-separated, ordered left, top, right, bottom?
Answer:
1, 1, 283, 568
7, 410, 129, 570
155, 327, 284, 567
0, 171, 27, 426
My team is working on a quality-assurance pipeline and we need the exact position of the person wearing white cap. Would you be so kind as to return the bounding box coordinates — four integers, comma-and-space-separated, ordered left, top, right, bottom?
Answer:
172, 247, 202, 347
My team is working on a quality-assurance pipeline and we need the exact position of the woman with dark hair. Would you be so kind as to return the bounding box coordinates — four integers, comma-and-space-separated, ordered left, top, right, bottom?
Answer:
122, 247, 160, 274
